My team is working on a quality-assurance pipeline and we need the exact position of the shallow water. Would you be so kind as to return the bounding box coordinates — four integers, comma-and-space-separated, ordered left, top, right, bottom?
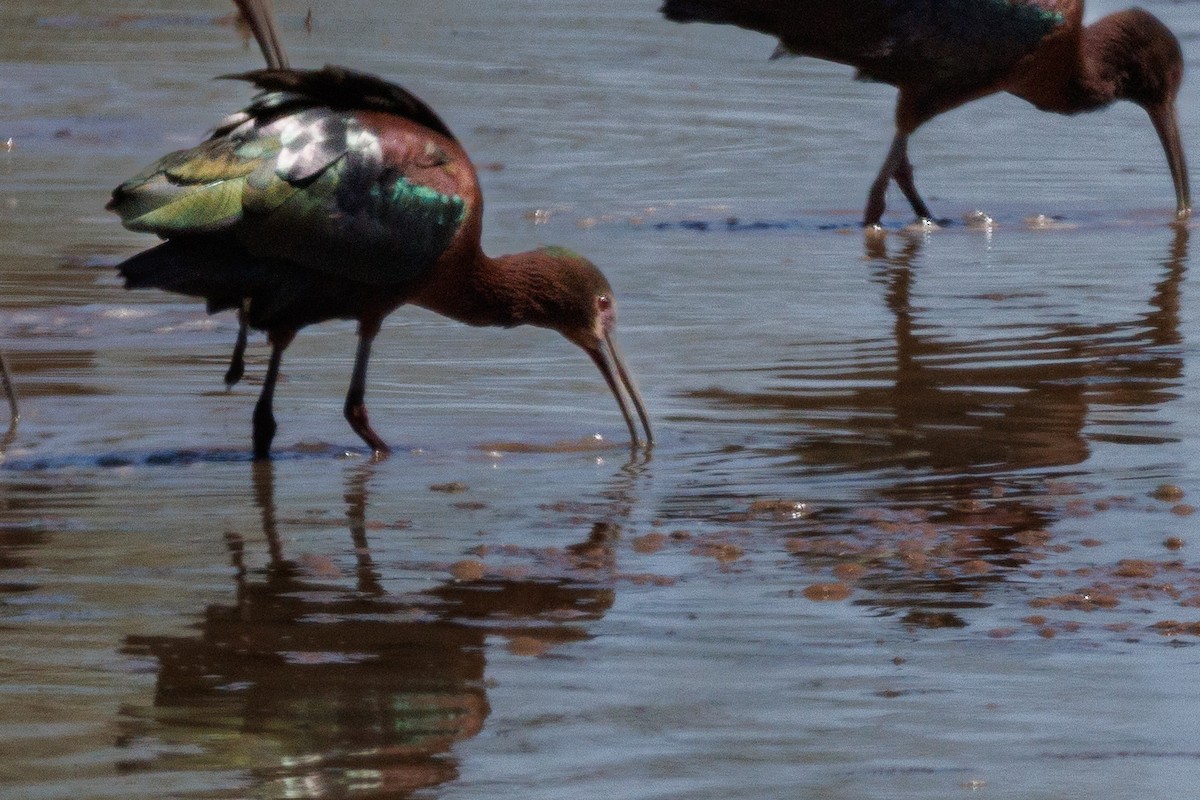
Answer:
4, 0, 1200, 797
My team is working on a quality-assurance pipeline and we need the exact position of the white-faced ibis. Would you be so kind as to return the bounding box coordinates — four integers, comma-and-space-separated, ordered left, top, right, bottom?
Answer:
661, 0, 1191, 224
108, 0, 651, 459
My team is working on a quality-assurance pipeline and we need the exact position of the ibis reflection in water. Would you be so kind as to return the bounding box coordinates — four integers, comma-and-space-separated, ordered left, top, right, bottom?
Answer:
661, 0, 1191, 224
119, 461, 617, 796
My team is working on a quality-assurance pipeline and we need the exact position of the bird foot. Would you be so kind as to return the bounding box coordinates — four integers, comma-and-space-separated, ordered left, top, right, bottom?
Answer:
345, 403, 391, 456
861, 223, 888, 241
224, 358, 245, 387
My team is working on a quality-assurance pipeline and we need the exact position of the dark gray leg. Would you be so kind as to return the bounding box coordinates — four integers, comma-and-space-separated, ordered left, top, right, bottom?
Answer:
893, 148, 933, 221
343, 317, 391, 455
864, 132, 908, 226
253, 330, 294, 460
225, 301, 250, 387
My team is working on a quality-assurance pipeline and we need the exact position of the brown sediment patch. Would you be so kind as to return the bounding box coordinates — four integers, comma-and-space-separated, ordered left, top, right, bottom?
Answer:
1151, 620, 1200, 637
692, 541, 745, 564
430, 481, 469, 493
1112, 559, 1158, 579
632, 532, 666, 554
450, 559, 486, 582
497, 565, 531, 581
900, 610, 965, 629
1029, 588, 1119, 611
1014, 529, 1052, 548
621, 573, 676, 586
802, 582, 851, 602
505, 635, 551, 657
478, 434, 615, 454
297, 553, 341, 579
1062, 499, 1094, 518
1151, 484, 1185, 503
786, 537, 864, 557
832, 562, 868, 582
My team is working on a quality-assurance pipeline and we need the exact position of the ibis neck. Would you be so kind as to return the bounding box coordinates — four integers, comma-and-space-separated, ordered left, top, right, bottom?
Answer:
410, 248, 551, 329
1006, 24, 1117, 114
1073, 19, 1137, 110
1013, 12, 1177, 115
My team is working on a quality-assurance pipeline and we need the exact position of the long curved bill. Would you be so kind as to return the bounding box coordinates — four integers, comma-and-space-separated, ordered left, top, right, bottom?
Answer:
1148, 101, 1191, 219
587, 330, 653, 448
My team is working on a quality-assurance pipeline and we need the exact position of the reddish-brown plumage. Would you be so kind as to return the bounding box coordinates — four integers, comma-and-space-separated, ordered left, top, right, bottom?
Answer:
661, 0, 1190, 224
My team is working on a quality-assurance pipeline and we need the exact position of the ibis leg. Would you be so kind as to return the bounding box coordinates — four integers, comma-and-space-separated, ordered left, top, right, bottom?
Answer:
865, 125, 932, 225
343, 318, 391, 455
0, 352, 17, 424
864, 132, 908, 226
893, 149, 932, 222
225, 301, 250, 387
252, 329, 294, 460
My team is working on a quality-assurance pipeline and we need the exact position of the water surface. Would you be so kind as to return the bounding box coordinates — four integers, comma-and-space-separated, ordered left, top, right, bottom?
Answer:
3, 0, 1200, 797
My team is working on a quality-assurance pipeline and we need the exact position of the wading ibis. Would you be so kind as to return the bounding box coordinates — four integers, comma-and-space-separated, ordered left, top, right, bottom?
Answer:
108, 0, 651, 458
661, 0, 1191, 224
0, 353, 15, 427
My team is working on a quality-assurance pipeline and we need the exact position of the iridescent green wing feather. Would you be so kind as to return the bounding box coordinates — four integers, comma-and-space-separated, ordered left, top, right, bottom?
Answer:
110, 136, 265, 234
110, 66, 468, 287
236, 106, 467, 285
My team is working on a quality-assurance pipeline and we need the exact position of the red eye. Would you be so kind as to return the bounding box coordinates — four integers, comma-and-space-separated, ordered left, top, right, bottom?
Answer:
597, 295, 612, 312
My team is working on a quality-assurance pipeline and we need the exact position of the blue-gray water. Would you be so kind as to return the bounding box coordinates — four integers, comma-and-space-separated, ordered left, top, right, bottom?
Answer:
3, 0, 1200, 797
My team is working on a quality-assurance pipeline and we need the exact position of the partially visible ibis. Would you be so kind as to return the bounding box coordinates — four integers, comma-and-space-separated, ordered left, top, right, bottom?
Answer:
108, 0, 651, 458
0, 353, 16, 427
661, 0, 1190, 224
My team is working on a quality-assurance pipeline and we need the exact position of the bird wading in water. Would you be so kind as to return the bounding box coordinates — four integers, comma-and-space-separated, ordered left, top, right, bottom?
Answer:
660, 0, 1191, 225
108, 0, 651, 459
0, 353, 16, 432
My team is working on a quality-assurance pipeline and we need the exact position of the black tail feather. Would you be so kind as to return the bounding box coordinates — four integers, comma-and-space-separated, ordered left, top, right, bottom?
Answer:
660, 0, 732, 24
117, 239, 373, 330
118, 239, 263, 314
223, 65, 458, 142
